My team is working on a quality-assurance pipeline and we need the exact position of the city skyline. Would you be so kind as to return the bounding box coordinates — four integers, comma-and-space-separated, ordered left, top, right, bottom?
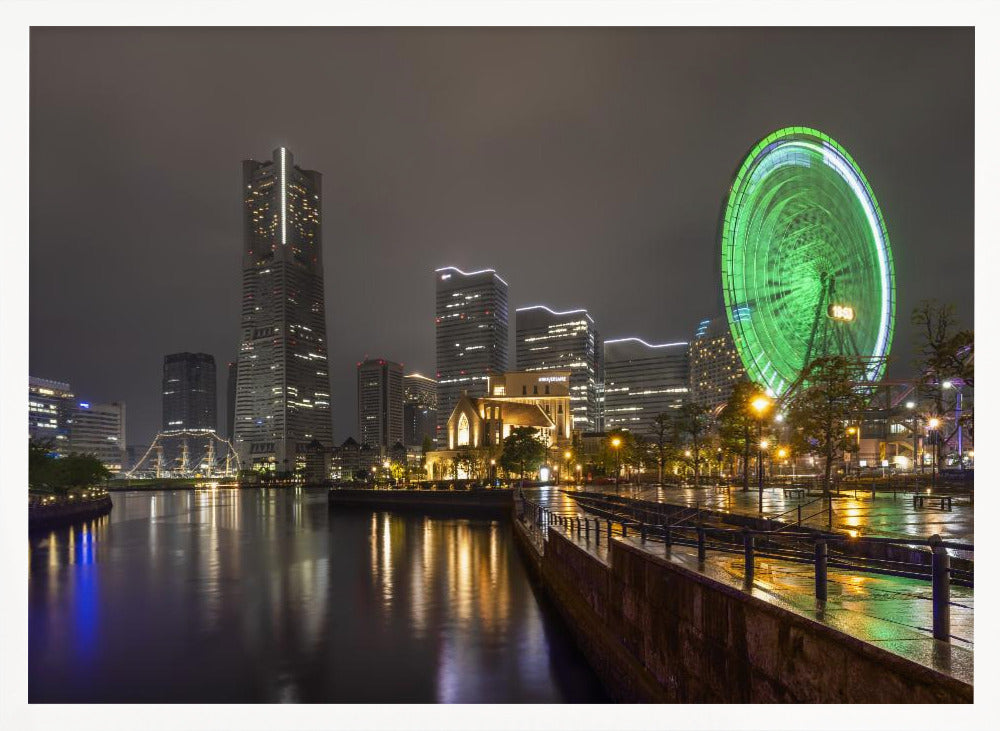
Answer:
28, 27, 974, 446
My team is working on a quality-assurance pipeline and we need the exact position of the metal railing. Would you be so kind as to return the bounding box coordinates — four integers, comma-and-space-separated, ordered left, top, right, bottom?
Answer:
517, 495, 971, 642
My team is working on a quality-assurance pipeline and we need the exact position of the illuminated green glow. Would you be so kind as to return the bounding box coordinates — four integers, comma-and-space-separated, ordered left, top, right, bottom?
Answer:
721, 127, 895, 396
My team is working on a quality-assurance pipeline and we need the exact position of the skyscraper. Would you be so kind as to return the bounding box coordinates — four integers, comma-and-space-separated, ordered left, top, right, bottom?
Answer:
162, 352, 217, 433
403, 372, 437, 447
434, 267, 509, 438
226, 361, 237, 441
515, 305, 601, 432
603, 338, 690, 432
357, 358, 404, 453
29, 377, 75, 455
233, 147, 332, 477
689, 316, 746, 411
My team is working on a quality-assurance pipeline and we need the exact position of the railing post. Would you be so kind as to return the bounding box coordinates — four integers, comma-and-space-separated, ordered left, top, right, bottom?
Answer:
743, 528, 754, 585
664, 523, 672, 547
585, 518, 590, 538
595, 519, 600, 546
606, 519, 612, 540
697, 525, 706, 562
814, 540, 827, 602
622, 522, 628, 538
640, 522, 646, 542
930, 534, 951, 642
797, 504, 802, 525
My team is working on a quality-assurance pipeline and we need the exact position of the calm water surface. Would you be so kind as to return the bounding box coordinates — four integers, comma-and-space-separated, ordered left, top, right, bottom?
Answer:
29, 488, 607, 702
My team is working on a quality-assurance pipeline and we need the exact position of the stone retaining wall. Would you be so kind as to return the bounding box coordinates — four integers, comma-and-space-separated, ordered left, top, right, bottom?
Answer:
513, 516, 972, 703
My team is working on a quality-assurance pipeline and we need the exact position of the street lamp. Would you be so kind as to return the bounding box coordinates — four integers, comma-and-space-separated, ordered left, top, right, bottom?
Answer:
611, 436, 622, 497
928, 417, 941, 486
751, 395, 772, 514
563, 450, 572, 485
490, 458, 496, 486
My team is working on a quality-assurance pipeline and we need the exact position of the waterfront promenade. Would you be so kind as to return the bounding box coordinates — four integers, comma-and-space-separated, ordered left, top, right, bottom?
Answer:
520, 485, 974, 691
541, 482, 973, 542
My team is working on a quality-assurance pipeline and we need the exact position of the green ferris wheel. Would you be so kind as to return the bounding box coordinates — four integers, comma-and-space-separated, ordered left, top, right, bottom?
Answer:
721, 127, 895, 397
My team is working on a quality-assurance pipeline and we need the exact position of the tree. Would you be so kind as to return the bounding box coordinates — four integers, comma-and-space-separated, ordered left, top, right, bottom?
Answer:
648, 413, 678, 485
29, 439, 111, 493
786, 356, 869, 494
675, 402, 709, 484
717, 381, 767, 491
912, 300, 974, 467
499, 427, 547, 484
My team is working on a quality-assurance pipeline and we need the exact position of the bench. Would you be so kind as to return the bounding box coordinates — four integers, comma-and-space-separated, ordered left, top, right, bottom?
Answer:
782, 487, 806, 500
913, 493, 953, 511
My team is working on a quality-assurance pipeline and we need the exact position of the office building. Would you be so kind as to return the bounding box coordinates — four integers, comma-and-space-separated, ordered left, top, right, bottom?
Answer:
515, 305, 601, 432
603, 338, 690, 432
226, 361, 238, 441
162, 352, 217, 433
233, 147, 333, 477
68, 401, 126, 473
689, 316, 746, 411
403, 372, 437, 447
28, 377, 75, 455
357, 358, 404, 453
434, 266, 509, 440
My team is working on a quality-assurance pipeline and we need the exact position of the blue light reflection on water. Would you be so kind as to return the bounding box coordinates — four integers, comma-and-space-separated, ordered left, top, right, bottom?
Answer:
29, 489, 607, 703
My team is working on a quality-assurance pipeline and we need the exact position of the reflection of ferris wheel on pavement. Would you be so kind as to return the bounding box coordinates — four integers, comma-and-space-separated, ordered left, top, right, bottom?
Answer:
721, 127, 895, 397
125, 429, 241, 478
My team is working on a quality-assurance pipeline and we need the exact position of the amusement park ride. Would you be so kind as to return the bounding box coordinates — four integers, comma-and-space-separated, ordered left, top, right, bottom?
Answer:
125, 429, 241, 479
721, 127, 895, 403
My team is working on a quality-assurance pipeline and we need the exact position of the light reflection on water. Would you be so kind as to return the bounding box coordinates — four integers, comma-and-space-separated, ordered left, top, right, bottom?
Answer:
29, 488, 606, 703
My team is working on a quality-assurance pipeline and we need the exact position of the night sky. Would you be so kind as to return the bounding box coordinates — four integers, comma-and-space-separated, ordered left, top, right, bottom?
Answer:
29, 27, 974, 447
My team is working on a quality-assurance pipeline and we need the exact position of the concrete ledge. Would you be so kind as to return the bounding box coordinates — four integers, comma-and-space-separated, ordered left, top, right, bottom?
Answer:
29, 494, 113, 530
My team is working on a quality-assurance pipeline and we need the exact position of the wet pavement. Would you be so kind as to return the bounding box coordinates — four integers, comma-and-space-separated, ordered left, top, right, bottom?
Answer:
548, 483, 973, 543
521, 485, 974, 686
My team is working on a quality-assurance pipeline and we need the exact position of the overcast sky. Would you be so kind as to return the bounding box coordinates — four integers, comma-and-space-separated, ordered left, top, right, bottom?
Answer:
29, 27, 974, 446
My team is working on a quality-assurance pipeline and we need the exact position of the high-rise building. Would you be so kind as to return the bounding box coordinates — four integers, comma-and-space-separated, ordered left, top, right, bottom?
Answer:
28, 376, 75, 455
689, 316, 746, 411
403, 372, 437, 447
603, 338, 690, 432
233, 147, 333, 477
68, 401, 126, 473
162, 353, 217, 433
434, 266, 509, 440
515, 305, 601, 432
226, 361, 238, 441
357, 358, 404, 453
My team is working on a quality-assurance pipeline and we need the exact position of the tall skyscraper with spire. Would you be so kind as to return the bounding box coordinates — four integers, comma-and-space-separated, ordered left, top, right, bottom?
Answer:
434, 267, 509, 439
233, 147, 332, 478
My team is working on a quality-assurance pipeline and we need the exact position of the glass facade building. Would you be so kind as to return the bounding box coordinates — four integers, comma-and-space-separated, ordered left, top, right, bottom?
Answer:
28, 376, 75, 455
403, 372, 437, 447
515, 305, 601, 432
233, 147, 333, 477
357, 358, 404, 453
602, 338, 689, 432
689, 316, 746, 411
434, 267, 509, 440
162, 352, 217, 433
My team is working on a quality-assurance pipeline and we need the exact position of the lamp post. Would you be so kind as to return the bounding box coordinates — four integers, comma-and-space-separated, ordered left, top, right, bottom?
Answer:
943, 380, 965, 470
905, 401, 918, 474
490, 458, 496, 486
928, 417, 941, 487
777, 447, 788, 478
564, 450, 572, 486
611, 436, 622, 497
751, 395, 772, 515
